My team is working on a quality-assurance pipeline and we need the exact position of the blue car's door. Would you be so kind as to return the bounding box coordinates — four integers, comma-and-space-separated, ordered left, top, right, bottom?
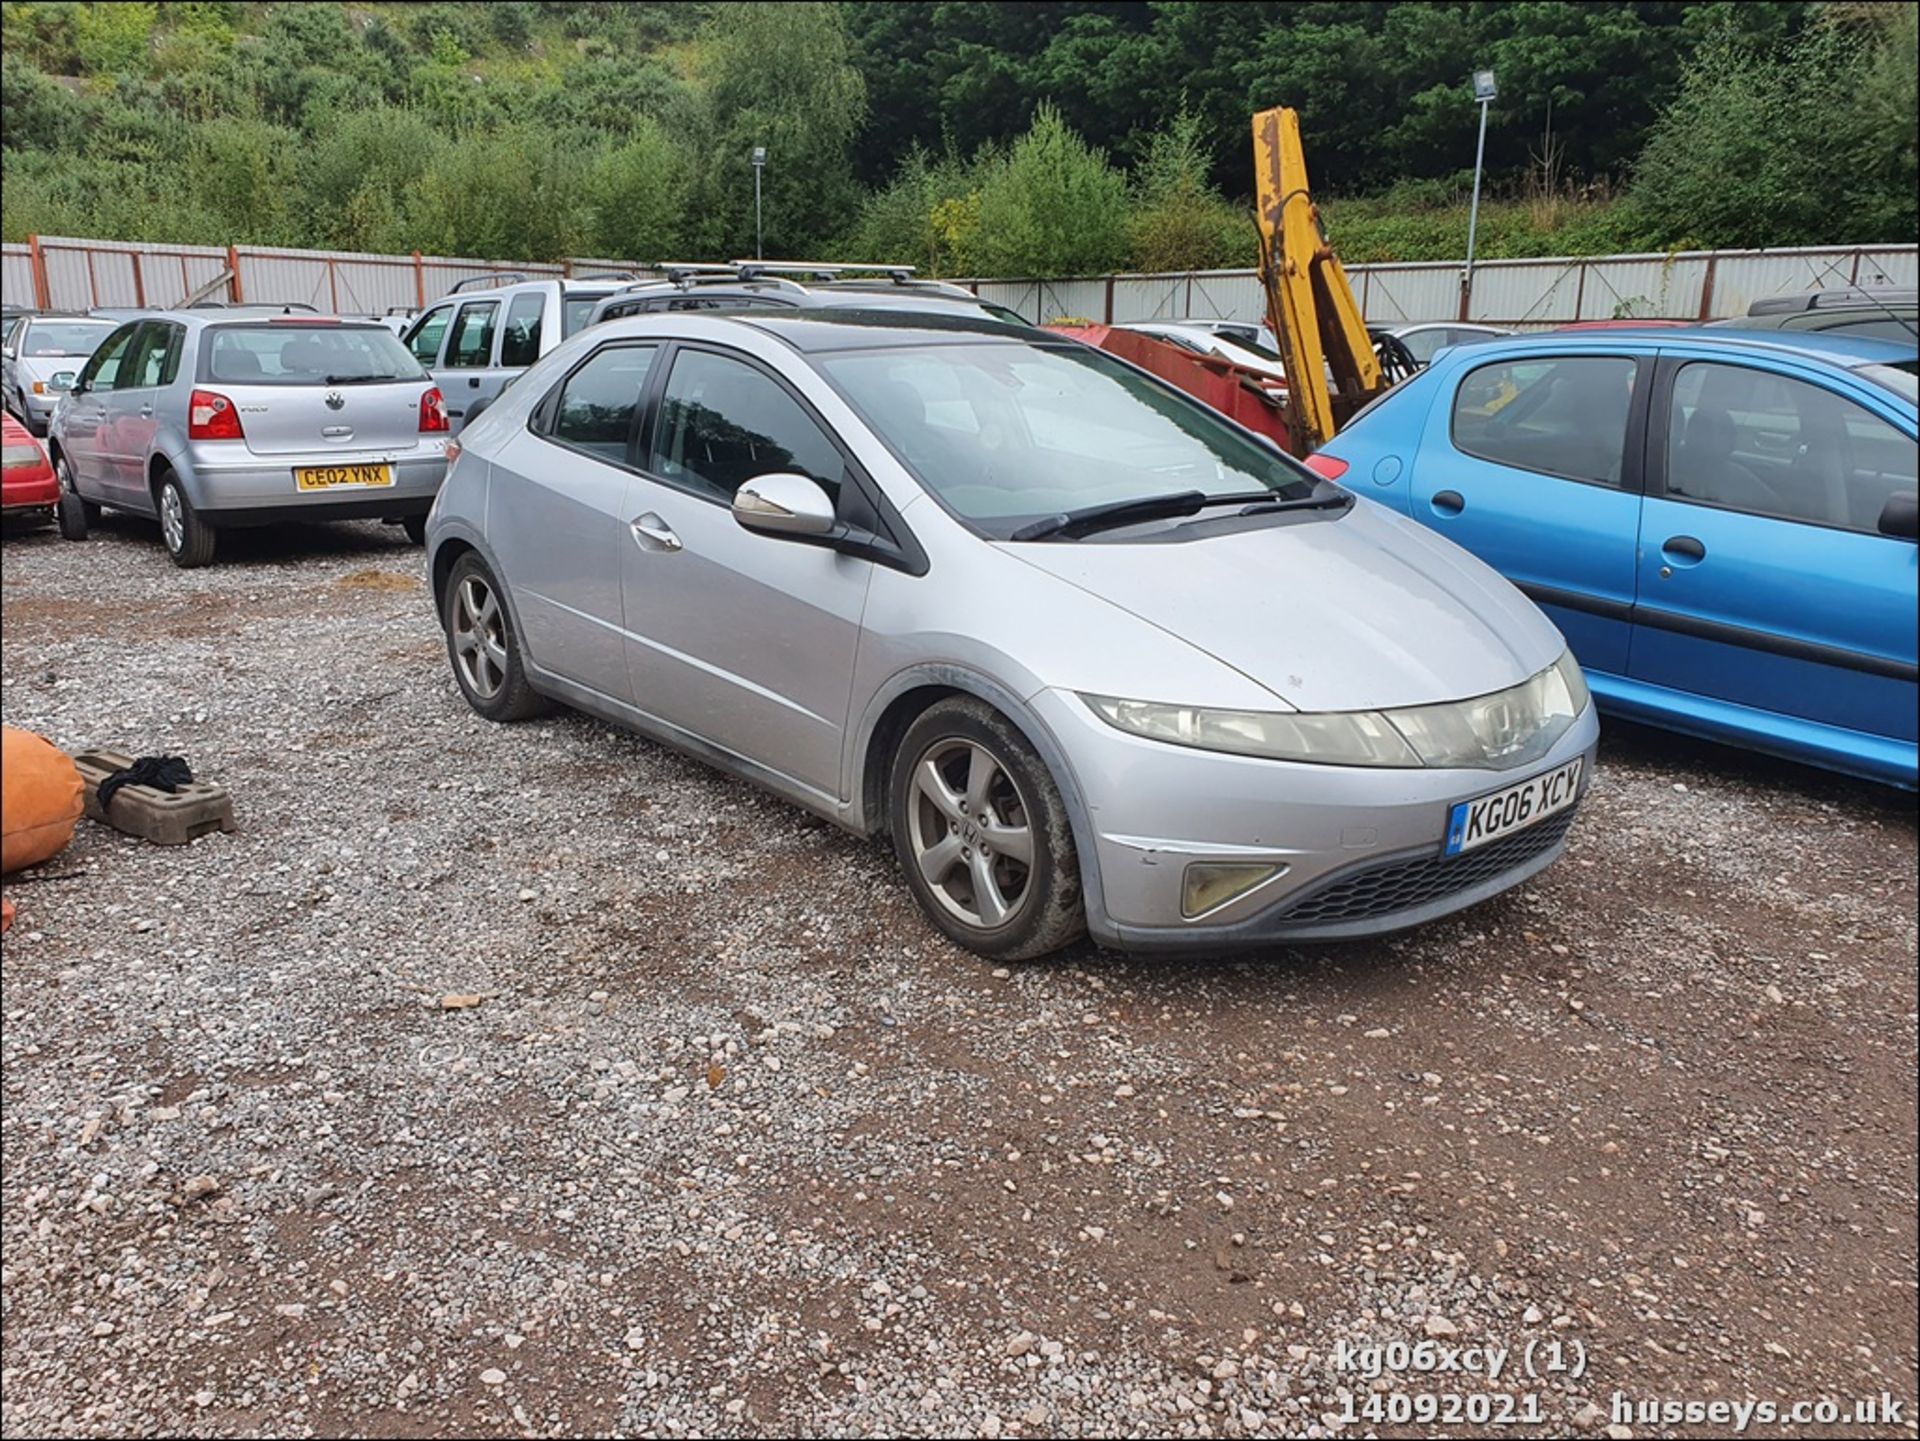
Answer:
1411, 349, 1648, 674
1631, 353, 1918, 760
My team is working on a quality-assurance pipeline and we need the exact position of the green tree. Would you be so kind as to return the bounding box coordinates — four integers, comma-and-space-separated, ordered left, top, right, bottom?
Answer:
686, 1, 867, 257
972, 103, 1129, 277
586, 120, 687, 261
73, 0, 156, 76
1128, 109, 1247, 272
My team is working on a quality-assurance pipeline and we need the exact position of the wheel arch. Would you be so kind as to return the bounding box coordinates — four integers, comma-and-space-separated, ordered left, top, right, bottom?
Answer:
851, 664, 1116, 946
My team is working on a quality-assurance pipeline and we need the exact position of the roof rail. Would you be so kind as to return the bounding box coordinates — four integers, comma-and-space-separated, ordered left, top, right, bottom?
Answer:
449, 272, 530, 293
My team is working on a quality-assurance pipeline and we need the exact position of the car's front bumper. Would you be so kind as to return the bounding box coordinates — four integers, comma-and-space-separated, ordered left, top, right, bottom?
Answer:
1031, 687, 1600, 952
183, 443, 448, 519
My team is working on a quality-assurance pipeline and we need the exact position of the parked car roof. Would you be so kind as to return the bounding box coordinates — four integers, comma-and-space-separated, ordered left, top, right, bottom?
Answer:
1467, 324, 1918, 371
1747, 285, 1917, 315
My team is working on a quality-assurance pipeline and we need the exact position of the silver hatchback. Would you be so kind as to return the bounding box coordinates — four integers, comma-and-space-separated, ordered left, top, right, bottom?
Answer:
426, 311, 1597, 959
48, 312, 449, 565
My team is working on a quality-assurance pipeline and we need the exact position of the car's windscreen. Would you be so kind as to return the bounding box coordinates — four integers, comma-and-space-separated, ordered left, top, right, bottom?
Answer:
1856, 361, 1918, 404
205, 325, 428, 385
564, 299, 602, 337
24, 321, 116, 357
821, 342, 1316, 536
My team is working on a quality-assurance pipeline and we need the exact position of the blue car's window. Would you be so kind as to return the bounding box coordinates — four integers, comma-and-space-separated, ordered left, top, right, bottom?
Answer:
1667, 362, 1917, 536
1451, 356, 1639, 488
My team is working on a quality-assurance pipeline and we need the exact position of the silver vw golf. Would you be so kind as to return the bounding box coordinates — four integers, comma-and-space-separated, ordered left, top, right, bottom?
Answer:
426, 310, 1597, 959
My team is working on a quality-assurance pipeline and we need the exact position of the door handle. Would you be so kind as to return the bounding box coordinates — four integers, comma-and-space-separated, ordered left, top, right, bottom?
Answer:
630, 513, 682, 553
1661, 535, 1706, 563
138, 406, 153, 417
1430, 489, 1465, 516
468, 376, 481, 388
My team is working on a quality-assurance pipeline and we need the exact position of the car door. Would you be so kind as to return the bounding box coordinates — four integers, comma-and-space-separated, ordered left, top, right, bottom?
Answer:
61, 322, 137, 493
106, 321, 181, 503
1631, 354, 1918, 746
438, 297, 504, 432
488, 341, 661, 705
404, 303, 454, 376
1410, 350, 1649, 675
621, 343, 875, 802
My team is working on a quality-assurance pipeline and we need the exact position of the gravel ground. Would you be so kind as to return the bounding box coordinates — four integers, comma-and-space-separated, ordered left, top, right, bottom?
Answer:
2, 513, 1915, 1440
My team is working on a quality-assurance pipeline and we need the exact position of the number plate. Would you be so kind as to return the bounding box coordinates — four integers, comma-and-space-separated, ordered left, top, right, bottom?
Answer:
1444, 758, 1582, 856
294, 463, 394, 491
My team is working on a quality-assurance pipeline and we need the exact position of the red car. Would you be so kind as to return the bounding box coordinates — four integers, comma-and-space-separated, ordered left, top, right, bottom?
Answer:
2, 411, 60, 520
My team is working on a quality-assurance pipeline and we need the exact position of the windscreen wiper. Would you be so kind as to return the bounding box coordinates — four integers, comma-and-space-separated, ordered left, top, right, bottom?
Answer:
1010, 490, 1281, 542
1237, 491, 1355, 517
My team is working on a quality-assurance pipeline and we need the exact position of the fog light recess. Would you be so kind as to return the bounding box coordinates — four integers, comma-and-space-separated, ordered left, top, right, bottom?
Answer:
1181, 862, 1284, 919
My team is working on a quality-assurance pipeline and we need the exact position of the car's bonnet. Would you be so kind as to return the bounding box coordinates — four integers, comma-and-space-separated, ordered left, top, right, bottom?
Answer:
997, 498, 1565, 713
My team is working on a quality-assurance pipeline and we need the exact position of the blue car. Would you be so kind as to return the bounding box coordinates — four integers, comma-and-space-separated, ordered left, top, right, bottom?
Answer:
1314, 328, 1918, 788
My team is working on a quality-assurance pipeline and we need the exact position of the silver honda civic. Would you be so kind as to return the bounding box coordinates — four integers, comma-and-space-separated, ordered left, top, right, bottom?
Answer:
424, 310, 1598, 959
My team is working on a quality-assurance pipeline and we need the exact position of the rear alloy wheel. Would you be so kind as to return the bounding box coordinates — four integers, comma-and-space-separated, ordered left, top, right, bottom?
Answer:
889, 698, 1085, 961
55, 455, 89, 541
442, 553, 549, 722
157, 475, 216, 567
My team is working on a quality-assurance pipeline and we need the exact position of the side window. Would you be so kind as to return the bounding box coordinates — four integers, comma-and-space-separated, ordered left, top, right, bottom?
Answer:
79, 324, 138, 392
443, 301, 500, 369
1400, 329, 1447, 365
1667, 362, 1917, 534
407, 306, 453, 366
651, 349, 844, 504
118, 324, 166, 389
542, 344, 659, 462
500, 292, 545, 368
157, 324, 184, 385
1451, 355, 1639, 487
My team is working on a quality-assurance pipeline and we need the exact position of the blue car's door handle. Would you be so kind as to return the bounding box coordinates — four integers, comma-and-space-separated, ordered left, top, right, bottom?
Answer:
1431, 490, 1465, 516
1662, 535, 1706, 564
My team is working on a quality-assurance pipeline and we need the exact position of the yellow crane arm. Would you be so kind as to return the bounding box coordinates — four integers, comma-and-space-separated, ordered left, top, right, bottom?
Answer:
1252, 106, 1383, 453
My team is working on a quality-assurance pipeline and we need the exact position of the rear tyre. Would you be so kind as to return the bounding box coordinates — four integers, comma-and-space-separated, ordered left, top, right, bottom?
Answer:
54, 455, 89, 541
888, 697, 1086, 961
157, 474, 215, 568
401, 514, 428, 546
442, 552, 549, 722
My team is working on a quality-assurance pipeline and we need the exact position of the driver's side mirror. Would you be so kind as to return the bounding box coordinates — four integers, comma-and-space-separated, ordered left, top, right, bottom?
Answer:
1879, 490, 1918, 541
731, 472, 837, 538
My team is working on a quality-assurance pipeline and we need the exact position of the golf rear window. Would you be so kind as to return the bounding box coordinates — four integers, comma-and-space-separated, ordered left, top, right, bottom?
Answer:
203, 325, 426, 386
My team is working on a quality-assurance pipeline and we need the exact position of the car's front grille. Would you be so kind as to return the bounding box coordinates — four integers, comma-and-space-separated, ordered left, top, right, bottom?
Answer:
1277, 807, 1579, 925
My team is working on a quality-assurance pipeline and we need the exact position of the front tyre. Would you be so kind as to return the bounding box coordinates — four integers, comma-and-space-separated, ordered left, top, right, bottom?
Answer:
157, 474, 215, 567
55, 455, 89, 541
889, 697, 1085, 961
441, 552, 549, 721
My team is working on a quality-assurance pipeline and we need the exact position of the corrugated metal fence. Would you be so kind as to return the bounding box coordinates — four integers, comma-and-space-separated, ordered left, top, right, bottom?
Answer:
961, 244, 1918, 327
0, 235, 651, 314
3, 235, 1913, 327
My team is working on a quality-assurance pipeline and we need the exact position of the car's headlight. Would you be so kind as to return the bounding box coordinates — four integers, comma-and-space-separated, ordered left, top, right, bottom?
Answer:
1083, 652, 1590, 771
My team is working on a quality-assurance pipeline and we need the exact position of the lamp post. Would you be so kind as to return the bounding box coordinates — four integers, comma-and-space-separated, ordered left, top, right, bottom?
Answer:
1461, 69, 1496, 321
751, 146, 767, 260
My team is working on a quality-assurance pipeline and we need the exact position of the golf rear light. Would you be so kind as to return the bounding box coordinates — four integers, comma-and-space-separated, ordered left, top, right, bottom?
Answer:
419, 387, 449, 433
188, 389, 244, 441
1182, 862, 1285, 919
1303, 452, 1349, 480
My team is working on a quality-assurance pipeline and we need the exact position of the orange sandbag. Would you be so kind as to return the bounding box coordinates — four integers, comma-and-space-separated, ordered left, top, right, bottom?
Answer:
2, 726, 84, 873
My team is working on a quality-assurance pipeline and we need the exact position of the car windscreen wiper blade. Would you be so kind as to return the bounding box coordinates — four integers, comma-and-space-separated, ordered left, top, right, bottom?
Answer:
1237, 491, 1355, 516
1009, 490, 1280, 542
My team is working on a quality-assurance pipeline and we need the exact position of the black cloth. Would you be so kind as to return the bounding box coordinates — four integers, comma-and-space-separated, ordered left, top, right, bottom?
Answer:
97, 755, 193, 810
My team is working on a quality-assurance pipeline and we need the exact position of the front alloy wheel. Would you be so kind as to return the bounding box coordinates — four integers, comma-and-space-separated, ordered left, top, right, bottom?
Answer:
889, 697, 1085, 961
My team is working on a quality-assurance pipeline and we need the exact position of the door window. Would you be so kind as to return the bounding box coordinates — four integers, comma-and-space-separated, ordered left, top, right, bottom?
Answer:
1400, 328, 1448, 365
500, 292, 545, 368
121, 323, 178, 389
407, 306, 452, 365
651, 349, 843, 503
443, 301, 500, 369
1666, 362, 1918, 534
1451, 355, 1640, 487
77, 324, 138, 392
542, 344, 659, 462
